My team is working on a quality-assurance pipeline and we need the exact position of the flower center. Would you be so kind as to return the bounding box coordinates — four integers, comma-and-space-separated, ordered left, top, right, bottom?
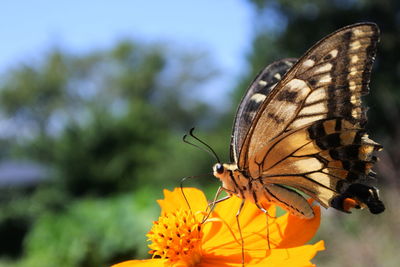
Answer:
147, 209, 203, 266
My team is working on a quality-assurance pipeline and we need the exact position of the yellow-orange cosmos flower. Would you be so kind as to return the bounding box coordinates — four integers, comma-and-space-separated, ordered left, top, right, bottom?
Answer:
112, 188, 324, 267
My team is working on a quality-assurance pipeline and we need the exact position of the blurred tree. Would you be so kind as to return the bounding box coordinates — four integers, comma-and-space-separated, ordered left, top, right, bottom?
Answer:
0, 40, 220, 196
0, 39, 221, 266
0, 51, 68, 140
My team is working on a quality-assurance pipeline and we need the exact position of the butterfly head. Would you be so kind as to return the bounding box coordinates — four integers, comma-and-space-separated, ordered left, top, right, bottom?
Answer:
213, 163, 238, 182
213, 163, 225, 177
212, 163, 235, 190
212, 163, 238, 180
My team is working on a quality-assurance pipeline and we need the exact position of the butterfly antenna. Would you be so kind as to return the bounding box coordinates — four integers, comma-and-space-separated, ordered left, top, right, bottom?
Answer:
183, 128, 221, 163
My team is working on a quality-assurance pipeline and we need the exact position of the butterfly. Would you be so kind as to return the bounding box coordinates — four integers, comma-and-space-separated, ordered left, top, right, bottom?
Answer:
212, 22, 385, 218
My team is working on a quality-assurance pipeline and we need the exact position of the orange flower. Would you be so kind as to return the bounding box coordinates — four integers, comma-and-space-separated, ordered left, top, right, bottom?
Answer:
112, 188, 324, 267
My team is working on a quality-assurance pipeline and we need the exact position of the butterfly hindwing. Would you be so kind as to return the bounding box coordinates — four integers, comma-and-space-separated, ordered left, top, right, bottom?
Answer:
249, 118, 382, 210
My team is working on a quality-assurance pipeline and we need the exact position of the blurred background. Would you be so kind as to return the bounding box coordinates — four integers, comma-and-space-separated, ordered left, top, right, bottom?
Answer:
0, 0, 399, 266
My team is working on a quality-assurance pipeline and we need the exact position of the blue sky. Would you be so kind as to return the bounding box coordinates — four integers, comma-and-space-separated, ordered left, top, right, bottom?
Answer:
0, 1, 254, 82
0, 0, 256, 137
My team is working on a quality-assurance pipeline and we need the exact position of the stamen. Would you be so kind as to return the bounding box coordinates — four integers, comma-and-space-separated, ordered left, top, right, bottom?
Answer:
147, 209, 203, 266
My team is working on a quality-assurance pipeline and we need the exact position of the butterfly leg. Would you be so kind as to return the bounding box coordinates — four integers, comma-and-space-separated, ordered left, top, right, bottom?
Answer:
208, 186, 230, 207
207, 186, 236, 209
207, 195, 231, 213
255, 203, 271, 250
203, 187, 231, 222
236, 199, 245, 267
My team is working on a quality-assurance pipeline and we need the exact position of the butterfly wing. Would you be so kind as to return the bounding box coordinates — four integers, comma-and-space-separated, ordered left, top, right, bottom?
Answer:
252, 119, 382, 211
236, 23, 384, 213
231, 58, 297, 162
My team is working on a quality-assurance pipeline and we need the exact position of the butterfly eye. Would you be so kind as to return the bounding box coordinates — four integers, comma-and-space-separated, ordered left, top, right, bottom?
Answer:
215, 163, 224, 174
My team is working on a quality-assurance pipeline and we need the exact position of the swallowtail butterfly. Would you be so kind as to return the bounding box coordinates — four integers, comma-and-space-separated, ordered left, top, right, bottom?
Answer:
213, 22, 385, 218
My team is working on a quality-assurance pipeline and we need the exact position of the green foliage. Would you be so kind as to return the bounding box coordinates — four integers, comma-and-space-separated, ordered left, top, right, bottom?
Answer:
0, 51, 68, 136
2, 39, 220, 194
19, 189, 159, 267
50, 112, 165, 196
0, 39, 221, 266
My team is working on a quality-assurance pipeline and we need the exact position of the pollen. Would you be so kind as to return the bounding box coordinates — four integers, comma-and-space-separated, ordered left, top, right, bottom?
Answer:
147, 209, 203, 266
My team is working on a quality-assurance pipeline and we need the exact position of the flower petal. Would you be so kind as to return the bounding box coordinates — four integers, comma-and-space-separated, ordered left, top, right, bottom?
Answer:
111, 259, 167, 267
200, 248, 253, 267
200, 241, 324, 267
203, 196, 276, 251
272, 201, 321, 248
203, 197, 321, 251
157, 187, 208, 214
212, 196, 275, 227
252, 240, 325, 267
113, 189, 323, 267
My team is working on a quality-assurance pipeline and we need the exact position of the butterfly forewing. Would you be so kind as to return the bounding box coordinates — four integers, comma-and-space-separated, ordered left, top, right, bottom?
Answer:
238, 23, 379, 172
231, 58, 297, 163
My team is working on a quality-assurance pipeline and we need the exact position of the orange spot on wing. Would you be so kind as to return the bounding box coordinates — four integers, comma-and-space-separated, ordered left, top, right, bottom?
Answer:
343, 198, 360, 212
